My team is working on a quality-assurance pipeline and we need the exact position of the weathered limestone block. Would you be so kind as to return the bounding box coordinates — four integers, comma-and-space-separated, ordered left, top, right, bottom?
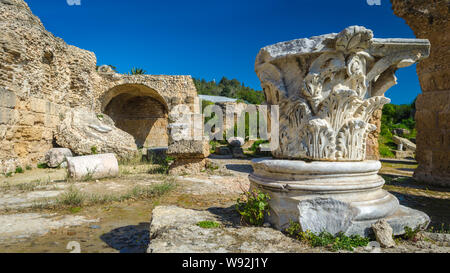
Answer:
393, 135, 416, 151
55, 108, 139, 160
372, 220, 396, 248
66, 154, 119, 181
168, 158, 207, 176
167, 140, 210, 159
391, 0, 450, 186
0, 88, 16, 108
45, 148, 73, 168
167, 140, 210, 175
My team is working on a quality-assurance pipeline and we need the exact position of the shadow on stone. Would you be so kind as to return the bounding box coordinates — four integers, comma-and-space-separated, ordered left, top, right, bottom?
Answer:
206, 206, 242, 227
391, 192, 450, 230
225, 164, 254, 174
382, 174, 450, 193
100, 222, 150, 253
398, 168, 416, 172
380, 159, 418, 166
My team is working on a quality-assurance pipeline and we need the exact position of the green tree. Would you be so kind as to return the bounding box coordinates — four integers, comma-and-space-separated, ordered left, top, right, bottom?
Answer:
193, 77, 266, 105
130, 67, 147, 75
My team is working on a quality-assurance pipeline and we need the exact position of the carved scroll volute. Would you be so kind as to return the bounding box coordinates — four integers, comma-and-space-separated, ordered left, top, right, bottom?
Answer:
255, 26, 430, 162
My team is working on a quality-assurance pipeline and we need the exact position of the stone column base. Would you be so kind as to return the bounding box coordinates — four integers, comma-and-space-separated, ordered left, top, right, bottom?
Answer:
249, 158, 430, 237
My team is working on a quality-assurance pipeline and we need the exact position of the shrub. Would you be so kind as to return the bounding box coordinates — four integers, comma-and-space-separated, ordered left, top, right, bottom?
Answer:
235, 190, 271, 226
15, 166, 24, 174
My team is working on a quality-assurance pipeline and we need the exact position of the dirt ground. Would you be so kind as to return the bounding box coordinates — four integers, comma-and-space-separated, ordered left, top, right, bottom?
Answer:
0, 157, 448, 253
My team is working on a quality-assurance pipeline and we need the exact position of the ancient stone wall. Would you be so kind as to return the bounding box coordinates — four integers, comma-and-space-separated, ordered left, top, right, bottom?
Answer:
392, 0, 450, 186
0, 0, 200, 173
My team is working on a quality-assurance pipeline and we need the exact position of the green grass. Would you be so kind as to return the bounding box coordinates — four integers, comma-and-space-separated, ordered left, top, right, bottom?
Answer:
57, 186, 86, 207
427, 223, 450, 234
15, 167, 24, 174
37, 163, 49, 169
286, 221, 370, 252
34, 178, 177, 209
197, 221, 221, 229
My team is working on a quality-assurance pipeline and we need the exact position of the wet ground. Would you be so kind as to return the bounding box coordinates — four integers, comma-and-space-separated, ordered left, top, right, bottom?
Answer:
0, 158, 448, 253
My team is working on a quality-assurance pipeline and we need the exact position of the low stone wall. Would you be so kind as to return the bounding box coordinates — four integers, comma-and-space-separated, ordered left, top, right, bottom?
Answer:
0, 88, 71, 172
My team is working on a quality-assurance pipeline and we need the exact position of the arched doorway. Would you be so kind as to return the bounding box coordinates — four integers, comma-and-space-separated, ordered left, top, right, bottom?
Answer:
102, 84, 169, 148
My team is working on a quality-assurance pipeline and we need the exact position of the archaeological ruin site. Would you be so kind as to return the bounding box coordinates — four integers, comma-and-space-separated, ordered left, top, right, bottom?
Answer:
0, 0, 448, 255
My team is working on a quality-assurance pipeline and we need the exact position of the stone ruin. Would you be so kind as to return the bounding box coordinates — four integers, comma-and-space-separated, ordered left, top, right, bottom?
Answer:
0, 0, 208, 174
250, 26, 431, 236
392, 0, 450, 187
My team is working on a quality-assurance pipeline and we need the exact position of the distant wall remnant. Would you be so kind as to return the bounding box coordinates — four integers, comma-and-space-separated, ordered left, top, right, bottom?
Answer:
392, 0, 450, 187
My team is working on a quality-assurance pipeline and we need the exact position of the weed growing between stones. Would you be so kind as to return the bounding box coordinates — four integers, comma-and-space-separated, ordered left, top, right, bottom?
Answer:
286, 221, 370, 252
57, 186, 85, 207
402, 226, 423, 241
428, 223, 450, 234
235, 190, 270, 226
34, 178, 177, 210
37, 163, 49, 169
197, 221, 221, 229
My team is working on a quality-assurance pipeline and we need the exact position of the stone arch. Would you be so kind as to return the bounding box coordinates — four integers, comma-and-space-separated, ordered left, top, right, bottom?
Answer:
101, 84, 169, 148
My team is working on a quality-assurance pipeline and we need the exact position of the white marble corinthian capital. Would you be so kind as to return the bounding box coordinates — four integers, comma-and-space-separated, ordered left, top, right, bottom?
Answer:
255, 26, 430, 161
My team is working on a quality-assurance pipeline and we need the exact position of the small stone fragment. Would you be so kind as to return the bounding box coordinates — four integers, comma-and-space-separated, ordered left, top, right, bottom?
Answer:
372, 220, 396, 248
45, 148, 73, 168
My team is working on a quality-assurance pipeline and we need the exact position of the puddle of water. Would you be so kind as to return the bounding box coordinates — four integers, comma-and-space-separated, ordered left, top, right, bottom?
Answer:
0, 201, 154, 253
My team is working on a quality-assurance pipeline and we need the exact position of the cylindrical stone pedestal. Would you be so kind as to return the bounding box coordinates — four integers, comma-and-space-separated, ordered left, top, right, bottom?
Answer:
249, 158, 430, 236
67, 153, 119, 181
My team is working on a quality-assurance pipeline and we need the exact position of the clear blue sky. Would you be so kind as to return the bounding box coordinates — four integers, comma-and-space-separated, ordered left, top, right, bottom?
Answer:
26, 0, 422, 105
